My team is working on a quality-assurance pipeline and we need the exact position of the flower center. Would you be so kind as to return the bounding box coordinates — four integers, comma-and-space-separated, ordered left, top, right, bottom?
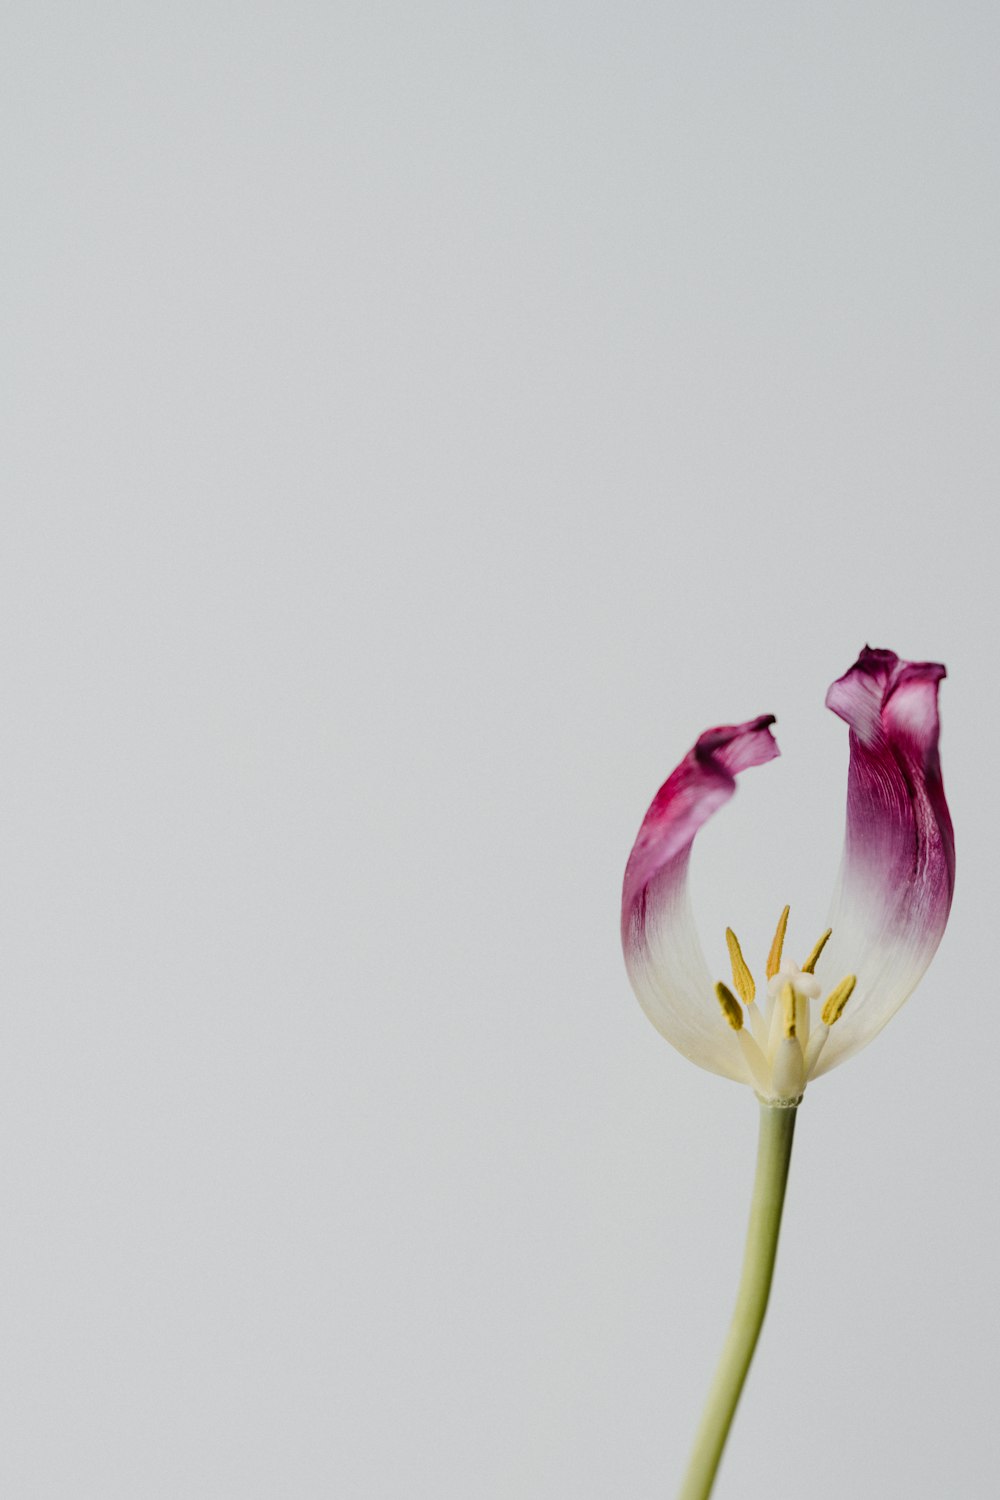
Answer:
714, 907, 856, 1102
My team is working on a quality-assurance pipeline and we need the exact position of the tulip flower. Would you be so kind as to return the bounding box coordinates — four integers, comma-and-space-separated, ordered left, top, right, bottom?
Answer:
621, 647, 954, 1500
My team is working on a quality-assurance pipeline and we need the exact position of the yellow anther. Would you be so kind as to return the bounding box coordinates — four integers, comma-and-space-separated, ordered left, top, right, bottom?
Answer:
781, 981, 797, 1039
715, 981, 744, 1031
766, 905, 790, 979
802, 928, 833, 975
821, 975, 857, 1027
725, 928, 756, 1005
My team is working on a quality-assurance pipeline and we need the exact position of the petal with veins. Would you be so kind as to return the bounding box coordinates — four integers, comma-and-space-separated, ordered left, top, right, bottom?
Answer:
811, 647, 955, 1076
621, 716, 780, 1080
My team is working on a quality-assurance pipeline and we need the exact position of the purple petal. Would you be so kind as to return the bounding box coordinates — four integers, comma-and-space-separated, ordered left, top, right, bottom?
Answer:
621, 716, 779, 1078
813, 646, 954, 1074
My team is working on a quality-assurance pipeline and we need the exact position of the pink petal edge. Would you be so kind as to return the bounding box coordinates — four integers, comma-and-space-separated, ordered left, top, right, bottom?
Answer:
825, 645, 955, 939
813, 645, 955, 1075
621, 714, 780, 951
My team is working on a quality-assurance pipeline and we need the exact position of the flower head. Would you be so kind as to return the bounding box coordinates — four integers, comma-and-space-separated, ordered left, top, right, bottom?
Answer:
621, 648, 954, 1102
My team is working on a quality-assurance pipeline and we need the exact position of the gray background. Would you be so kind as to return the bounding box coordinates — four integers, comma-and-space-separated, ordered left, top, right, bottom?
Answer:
3, 3, 998, 1496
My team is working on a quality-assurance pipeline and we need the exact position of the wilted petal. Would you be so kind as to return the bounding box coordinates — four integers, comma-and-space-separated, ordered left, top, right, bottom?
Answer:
622, 716, 780, 1080
812, 647, 955, 1075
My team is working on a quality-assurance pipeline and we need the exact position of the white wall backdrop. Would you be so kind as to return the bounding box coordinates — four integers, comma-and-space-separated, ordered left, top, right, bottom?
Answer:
2, 3, 998, 1496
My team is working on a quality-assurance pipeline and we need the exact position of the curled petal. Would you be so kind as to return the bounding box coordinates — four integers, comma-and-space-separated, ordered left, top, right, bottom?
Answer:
621, 716, 780, 1080
812, 647, 955, 1075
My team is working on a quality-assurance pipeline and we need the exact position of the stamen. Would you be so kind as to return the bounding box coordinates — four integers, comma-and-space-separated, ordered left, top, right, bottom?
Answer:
766, 905, 790, 979
738, 1029, 771, 1093
795, 991, 810, 1049
781, 981, 797, 1039
821, 975, 857, 1027
801, 928, 833, 975
725, 928, 756, 1005
803, 1026, 828, 1077
746, 998, 769, 1050
715, 981, 744, 1031
767, 983, 785, 1055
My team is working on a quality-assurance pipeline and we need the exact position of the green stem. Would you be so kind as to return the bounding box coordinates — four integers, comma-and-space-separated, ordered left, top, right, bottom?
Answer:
677, 1101, 798, 1500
